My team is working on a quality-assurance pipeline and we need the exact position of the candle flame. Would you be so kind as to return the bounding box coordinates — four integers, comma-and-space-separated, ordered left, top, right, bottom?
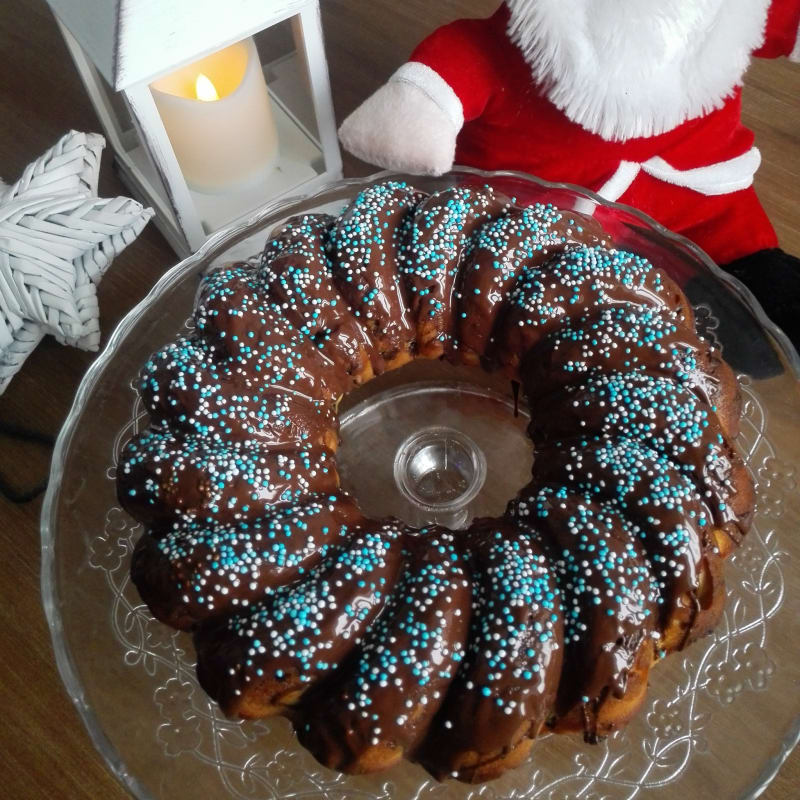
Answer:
195, 73, 219, 102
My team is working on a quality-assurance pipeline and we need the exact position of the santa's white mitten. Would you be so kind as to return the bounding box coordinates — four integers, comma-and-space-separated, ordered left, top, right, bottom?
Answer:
339, 63, 463, 176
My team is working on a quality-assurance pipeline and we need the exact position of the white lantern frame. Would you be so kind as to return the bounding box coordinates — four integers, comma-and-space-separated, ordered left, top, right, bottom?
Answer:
48, 0, 343, 257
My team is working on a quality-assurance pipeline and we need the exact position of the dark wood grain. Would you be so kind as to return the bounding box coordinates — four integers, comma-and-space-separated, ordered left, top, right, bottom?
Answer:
0, 1, 797, 797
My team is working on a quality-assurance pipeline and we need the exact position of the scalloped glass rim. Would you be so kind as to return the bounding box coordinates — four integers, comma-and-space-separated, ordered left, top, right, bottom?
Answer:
40, 167, 800, 800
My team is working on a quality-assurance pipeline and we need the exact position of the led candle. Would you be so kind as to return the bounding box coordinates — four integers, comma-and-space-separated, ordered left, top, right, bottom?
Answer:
150, 37, 278, 192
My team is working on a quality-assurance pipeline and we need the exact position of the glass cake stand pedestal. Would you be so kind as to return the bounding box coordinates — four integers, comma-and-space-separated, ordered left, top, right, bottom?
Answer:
339, 363, 530, 531
41, 169, 800, 800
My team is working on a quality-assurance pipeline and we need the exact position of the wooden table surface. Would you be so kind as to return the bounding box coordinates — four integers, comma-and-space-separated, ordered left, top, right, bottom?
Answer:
0, 1, 798, 797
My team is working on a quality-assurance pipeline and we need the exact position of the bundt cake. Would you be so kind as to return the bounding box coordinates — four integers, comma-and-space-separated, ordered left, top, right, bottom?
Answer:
117, 179, 754, 783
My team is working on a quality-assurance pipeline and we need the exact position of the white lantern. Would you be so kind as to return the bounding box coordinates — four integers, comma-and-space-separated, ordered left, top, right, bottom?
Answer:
46, 0, 343, 257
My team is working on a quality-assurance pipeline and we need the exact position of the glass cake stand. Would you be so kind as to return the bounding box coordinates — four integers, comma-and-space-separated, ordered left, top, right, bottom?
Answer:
41, 168, 800, 800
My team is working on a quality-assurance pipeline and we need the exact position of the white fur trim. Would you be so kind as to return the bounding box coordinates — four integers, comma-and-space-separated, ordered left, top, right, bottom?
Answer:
597, 147, 762, 201
506, 0, 772, 141
791, 21, 800, 61
596, 161, 641, 201
643, 148, 761, 194
392, 62, 464, 130
338, 71, 458, 175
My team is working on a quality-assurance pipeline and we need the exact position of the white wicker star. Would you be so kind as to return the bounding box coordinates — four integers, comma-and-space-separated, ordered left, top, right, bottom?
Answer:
0, 130, 153, 394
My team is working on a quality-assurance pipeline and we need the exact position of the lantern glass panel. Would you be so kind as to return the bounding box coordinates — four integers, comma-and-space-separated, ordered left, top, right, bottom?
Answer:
256, 17, 321, 141
144, 17, 327, 238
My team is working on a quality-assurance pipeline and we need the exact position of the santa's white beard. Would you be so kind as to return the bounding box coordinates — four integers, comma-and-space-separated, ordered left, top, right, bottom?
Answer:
506, 0, 771, 141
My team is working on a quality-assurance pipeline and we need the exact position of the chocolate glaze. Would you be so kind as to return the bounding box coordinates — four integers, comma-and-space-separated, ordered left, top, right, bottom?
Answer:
327, 181, 424, 364
117, 431, 338, 526
131, 494, 363, 630
297, 527, 472, 772
530, 371, 753, 532
260, 214, 383, 381
138, 336, 337, 448
195, 521, 405, 717
512, 476, 718, 652
510, 489, 659, 741
195, 264, 350, 399
419, 518, 564, 780
496, 247, 690, 373
457, 205, 607, 364
522, 303, 741, 438
533, 433, 750, 542
401, 186, 509, 359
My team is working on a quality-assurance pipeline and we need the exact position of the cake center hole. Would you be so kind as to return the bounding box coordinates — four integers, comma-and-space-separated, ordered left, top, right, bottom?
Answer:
393, 427, 487, 527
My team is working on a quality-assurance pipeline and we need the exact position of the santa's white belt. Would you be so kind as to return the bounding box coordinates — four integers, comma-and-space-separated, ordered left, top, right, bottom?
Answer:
596, 147, 762, 202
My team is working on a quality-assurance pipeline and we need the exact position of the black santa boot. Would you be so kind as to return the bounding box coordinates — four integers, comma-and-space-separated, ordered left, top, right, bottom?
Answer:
683, 249, 800, 379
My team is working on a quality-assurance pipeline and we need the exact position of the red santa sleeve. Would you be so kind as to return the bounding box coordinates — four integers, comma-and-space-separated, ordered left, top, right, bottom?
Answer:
753, 0, 800, 59
404, 14, 504, 125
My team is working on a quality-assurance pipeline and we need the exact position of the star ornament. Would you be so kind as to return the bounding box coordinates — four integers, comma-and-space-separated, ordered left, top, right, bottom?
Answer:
0, 130, 153, 394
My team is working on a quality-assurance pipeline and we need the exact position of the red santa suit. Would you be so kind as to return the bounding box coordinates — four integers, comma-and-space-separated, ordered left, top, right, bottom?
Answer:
339, 0, 800, 266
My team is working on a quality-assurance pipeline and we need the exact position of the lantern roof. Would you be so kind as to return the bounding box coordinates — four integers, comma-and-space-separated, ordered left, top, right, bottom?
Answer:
46, 0, 306, 90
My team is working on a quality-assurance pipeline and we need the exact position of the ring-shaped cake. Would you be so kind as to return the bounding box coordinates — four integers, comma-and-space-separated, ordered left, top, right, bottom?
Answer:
117, 179, 754, 783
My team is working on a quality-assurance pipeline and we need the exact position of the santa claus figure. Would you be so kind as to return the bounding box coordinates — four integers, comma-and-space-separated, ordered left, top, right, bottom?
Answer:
339, 0, 800, 350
